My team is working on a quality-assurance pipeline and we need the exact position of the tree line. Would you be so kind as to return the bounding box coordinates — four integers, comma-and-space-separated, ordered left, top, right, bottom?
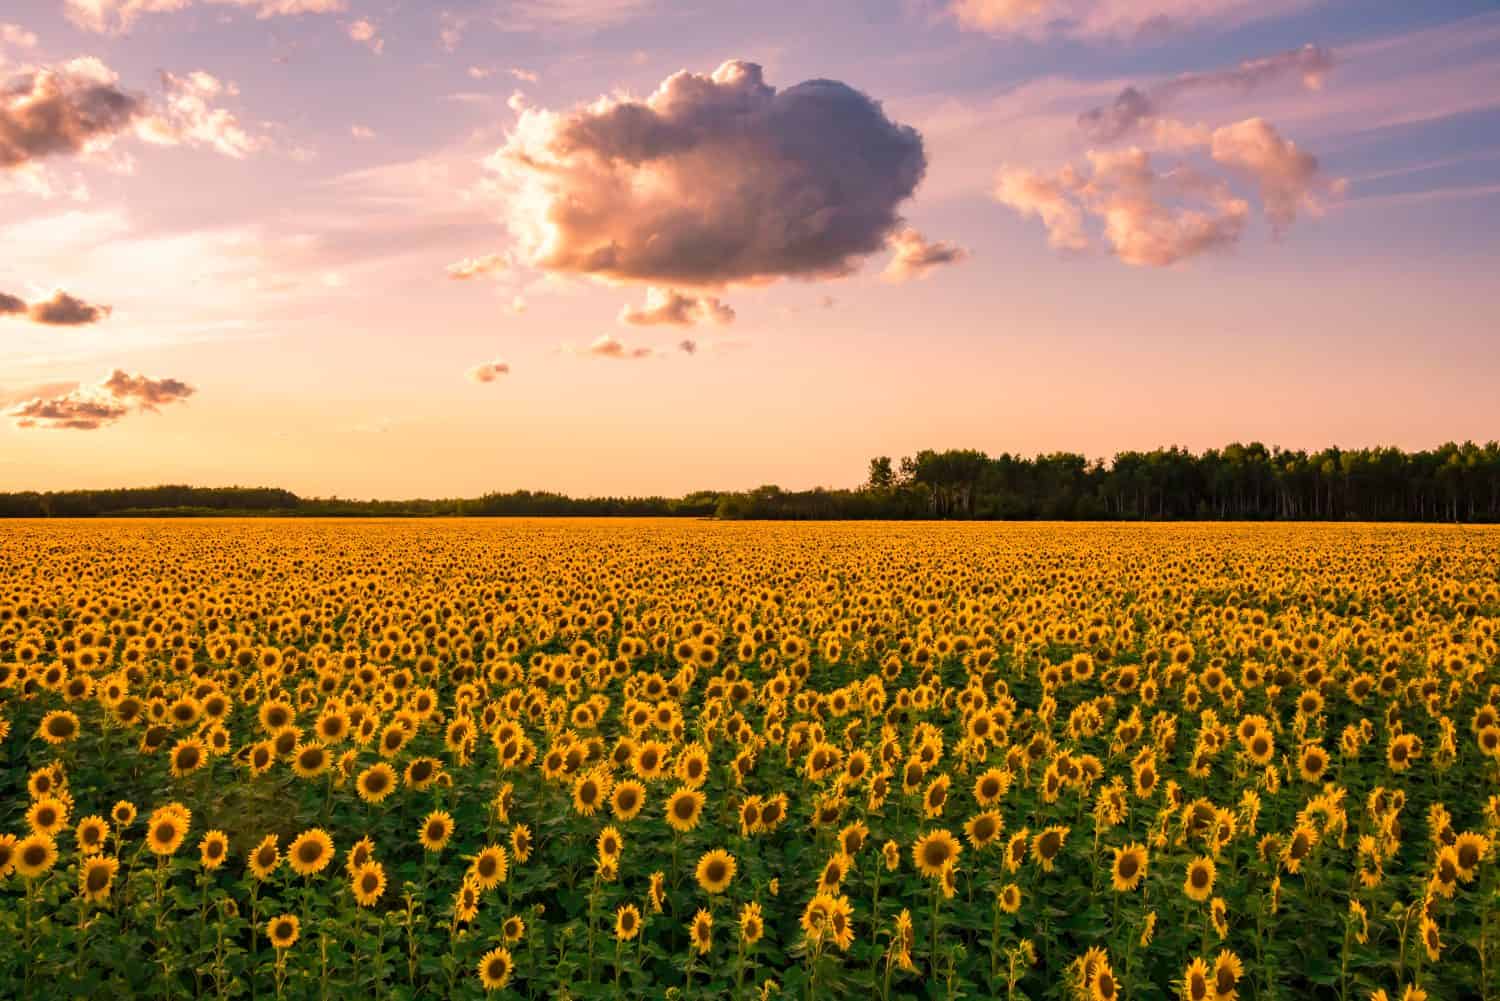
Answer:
2, 441, 1497, 521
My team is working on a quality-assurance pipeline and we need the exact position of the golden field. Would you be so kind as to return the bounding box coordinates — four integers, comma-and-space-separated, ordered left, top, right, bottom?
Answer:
1, 519, 1498, 1001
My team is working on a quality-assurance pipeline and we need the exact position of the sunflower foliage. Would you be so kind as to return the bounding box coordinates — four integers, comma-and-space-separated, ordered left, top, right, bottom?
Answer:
0, 520, 1498, 1001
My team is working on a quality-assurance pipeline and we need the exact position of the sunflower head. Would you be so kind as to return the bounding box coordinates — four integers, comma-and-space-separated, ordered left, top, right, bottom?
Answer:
913, 829, 961, 879
200, 830, 229, 869
267, 914, 301, 950
477, 946, 513, 991
695, 849, 737, 894
288, 828, 334, 876
615, 903, 641, 941
77, 854, 119, 901
418, 810, 455, 853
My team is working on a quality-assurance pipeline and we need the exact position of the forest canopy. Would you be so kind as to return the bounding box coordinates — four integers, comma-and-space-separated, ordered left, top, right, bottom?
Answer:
2, 441, 1497, 521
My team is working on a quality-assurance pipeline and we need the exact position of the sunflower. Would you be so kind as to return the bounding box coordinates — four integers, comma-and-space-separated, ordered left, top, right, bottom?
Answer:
1386, 733, 1420, 772
249, 834, 281, 880
1181, 957, 1212, 1001
615, 903, 641, 941
454, 876, 481, 923
200, 830, 230, 869
665, 788, 707, 833
677, 744, 710, 787
1281, 825, 1318, 874
740, 901, 764, 945
759, 793, 789, 831
510, 824, 532, 863
633, 741, 669, 780
0, 834, 17, 879
649, 871, 666, 913
691, 908, 714, 954
818, 852, 851, 894
964, 810, 1004, 849
1297, 744, 1328, 783
1111, 843, 1148, 892
610, 780, 646, 821
79, 855, 120, 903
824, 894, 856, 951
38, 710, 80, 745
403, 756, 441, 791
477, 946, 513, 991
1184, 856, 1216, 902
13, 834, 57, 879
170, 737, 208, 778
922, 773, 951, 818
1032, 826, 1070, 872
419, 811, 454, 852
998, 883, 1021, 913
595, 827, 623, 864
356, 763, 397, 804
292, 741, 330, 779
1212, 949, 1243, 1000
913, 829, 962, 878
882, 839, 901, 871
892, 909, 917, 971
70, 815, 108, 856
352, 860, 387, 906
572, 769, 610, 816
1091, 957, 1119, 1001
147, 812, 188, 856
471, 844, 509, 890
1452, 832, 1489, 882
111, 800, 137, 828
27, 796, 68, 836
248, 741, 276, 776
346, 835, 376, 874
267, 914, 301, 950
696, 849, 737, 894
1210, 897, 1229, 939
288, 828, 335, 876
800, 893, 836, 946
1420, 916, 1442, 961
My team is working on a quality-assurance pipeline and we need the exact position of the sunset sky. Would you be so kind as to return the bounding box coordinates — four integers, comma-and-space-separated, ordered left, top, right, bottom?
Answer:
2, 0, 1498, 498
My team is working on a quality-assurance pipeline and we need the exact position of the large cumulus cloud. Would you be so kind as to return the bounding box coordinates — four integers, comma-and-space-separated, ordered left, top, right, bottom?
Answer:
489, 60, 928, 288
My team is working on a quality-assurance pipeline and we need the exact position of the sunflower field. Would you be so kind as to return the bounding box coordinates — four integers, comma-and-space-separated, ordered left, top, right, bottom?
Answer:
1, 519, 1498, 1001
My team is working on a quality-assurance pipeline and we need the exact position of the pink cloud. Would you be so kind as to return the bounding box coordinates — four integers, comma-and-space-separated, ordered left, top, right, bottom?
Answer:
64, 0, 345, 34
490, 59, 927, 288
467, 359, 510, 382
578, 333, 653, 360
347, 19, 383, 55
1, 58, 144, 169
1210, 117, 1344, 232
947, 0, 1318, 41
997, 148, 1250, 266
619, 287, 734, 327
882, 227, 969, 281
9, 369, 194, 429
445, 253, 508, 279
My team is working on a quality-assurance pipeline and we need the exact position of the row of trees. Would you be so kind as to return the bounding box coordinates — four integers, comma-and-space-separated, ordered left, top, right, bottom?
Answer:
2, 441, 1497, 521
836, 441, 1500, 521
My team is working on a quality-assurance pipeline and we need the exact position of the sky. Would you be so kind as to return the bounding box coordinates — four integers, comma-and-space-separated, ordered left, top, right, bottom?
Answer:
1, 0, 1498, 499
